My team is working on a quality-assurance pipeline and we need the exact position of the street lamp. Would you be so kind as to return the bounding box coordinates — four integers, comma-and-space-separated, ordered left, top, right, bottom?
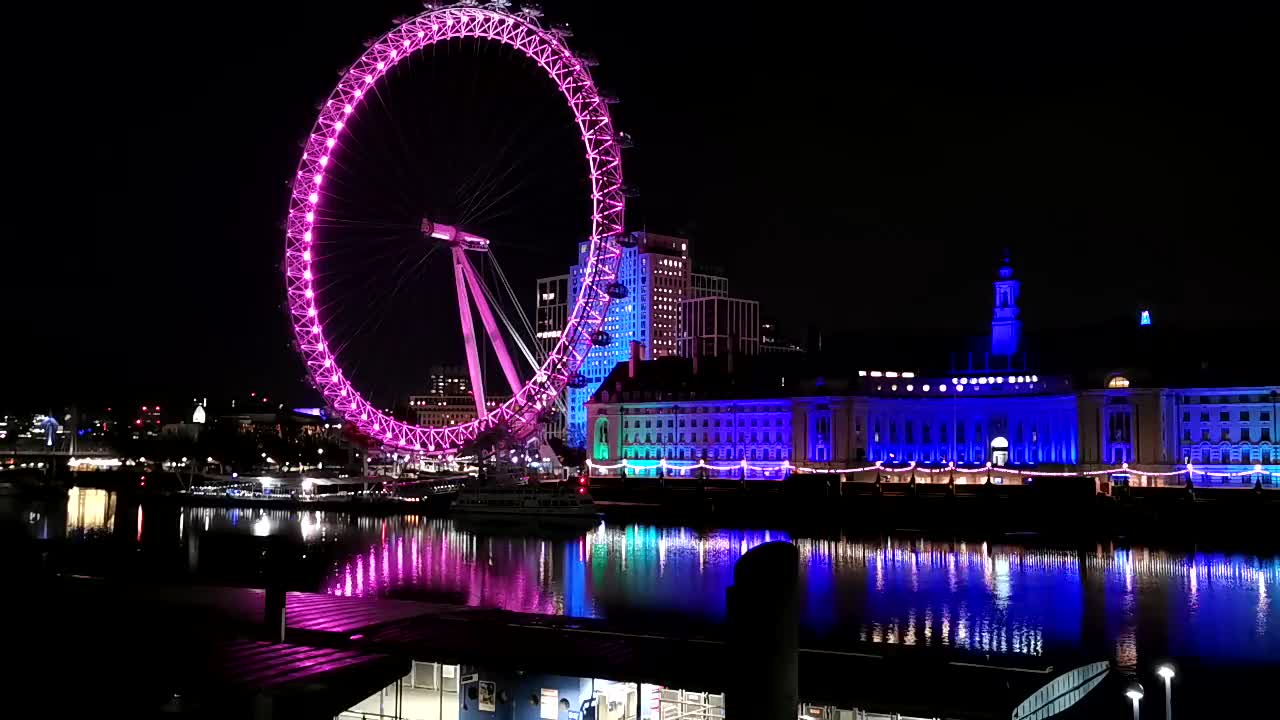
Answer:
1155, 664, 1175, 720
1125, 681, 1144, 720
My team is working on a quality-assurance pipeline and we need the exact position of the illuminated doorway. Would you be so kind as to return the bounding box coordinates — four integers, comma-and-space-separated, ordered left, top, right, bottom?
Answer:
991, 436, 1009, 466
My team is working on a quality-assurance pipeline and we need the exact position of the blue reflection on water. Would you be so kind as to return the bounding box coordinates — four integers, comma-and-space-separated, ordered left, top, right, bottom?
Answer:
158, 508, 1280, 668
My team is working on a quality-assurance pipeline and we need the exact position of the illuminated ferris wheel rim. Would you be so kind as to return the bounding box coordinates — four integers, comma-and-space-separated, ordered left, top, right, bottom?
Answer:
283, 4, 625, 455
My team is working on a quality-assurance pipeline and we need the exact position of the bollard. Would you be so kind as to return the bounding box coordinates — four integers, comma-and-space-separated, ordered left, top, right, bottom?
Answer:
726, 542, 799, 720
263, 535, 287, 643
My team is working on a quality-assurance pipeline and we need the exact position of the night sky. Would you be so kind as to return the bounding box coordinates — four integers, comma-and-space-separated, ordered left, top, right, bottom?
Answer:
7, 1, 1273, 408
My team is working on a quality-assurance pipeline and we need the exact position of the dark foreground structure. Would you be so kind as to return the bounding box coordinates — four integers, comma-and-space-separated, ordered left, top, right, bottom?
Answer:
14, 556, 1127, 719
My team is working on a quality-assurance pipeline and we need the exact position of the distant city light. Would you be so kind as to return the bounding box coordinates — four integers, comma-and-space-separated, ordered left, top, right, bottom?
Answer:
1140, 309, 1152, 326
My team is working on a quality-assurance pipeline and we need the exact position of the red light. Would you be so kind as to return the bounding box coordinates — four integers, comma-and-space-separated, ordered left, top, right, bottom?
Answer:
141, 406, 148, 412
135, 419, 142, 426
139, 477, 146, 486
578, 488, 586, 495
250, 392, 256, 397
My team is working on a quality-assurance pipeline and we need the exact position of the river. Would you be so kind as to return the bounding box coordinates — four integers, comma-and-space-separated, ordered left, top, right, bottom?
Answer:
34, 487, 1278, 674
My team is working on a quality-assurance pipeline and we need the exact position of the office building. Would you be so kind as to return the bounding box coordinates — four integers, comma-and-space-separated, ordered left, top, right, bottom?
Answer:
678, 296, 760, 358
535, 274, 570, 359
562, 232, 690, 445
690, 272, 729, 299
407, 365, 507, 428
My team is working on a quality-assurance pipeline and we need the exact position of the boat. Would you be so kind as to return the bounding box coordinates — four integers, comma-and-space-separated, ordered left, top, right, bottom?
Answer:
451, 482, 601, 522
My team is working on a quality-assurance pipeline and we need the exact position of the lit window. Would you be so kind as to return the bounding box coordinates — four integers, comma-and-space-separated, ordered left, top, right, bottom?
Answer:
1107, 376, 1130, 389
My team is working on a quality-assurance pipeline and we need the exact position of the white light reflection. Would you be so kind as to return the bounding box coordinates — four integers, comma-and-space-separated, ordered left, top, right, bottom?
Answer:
252, 515, 272, 537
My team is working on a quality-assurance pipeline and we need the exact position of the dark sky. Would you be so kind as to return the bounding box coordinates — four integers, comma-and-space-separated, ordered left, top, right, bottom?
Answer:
6, 1, 1273, 408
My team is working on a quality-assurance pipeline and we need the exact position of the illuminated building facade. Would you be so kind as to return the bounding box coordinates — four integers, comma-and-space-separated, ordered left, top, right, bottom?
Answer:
1172, 387, 1278, 467
565, 232, 690, 446
853, 375, 1080, 465
585, 355, 794, 474
586, 260, 1279, 481
589, 362, 1278, 480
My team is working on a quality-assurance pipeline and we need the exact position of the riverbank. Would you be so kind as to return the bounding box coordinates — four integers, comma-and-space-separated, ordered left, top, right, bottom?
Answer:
588, 477, 1280, 544
16, 468, 1280, 544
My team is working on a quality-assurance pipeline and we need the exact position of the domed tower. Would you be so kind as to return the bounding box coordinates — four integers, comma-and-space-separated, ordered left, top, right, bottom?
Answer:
991, 252, 1021, 357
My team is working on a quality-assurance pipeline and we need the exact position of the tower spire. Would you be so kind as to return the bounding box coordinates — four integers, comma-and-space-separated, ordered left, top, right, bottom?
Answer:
991, 252, 1021, 356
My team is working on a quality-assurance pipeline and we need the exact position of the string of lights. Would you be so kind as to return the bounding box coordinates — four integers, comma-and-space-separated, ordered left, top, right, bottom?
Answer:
585, 458, 1278, 477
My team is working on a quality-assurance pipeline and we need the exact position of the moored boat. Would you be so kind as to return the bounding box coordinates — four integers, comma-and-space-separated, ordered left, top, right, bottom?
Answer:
451, 482, 601, 521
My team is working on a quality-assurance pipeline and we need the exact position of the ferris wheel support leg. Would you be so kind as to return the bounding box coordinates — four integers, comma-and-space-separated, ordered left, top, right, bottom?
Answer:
459, 253, 524, 397
452, 247, 487, 416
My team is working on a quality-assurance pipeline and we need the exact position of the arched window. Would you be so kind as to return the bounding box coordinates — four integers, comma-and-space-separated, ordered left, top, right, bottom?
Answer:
593, 418, 610, 460
1107, 375, 1131, 389
991, 436, 1010, 467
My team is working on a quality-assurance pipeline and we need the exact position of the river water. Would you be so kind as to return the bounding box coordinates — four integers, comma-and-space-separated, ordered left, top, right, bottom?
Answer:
36, 487, 1277, 674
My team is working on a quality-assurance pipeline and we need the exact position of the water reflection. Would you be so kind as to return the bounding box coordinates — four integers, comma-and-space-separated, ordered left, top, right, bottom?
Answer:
66, 487, 116, 536
32, 496, 1280, 669
310, 517, 1278, 667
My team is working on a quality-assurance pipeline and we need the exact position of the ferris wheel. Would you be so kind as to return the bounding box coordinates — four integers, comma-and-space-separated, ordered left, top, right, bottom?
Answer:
284, 3, 627, 456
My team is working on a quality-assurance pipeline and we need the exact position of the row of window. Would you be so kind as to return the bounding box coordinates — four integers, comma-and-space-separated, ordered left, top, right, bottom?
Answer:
1183, 428, 1274, 442
864, 446, 1074, 464
1183, 410, 1273, 422
869, 419, 1059, 445
623, 417, 787, 429
1187, 447, 1280, 464
1182, 394, 1277, 404
622, 447, 791, 461
624, 432, 787, 444
610, 404, 789, 414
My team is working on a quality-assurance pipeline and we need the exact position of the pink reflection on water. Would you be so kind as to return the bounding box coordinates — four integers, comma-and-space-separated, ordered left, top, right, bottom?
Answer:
381, 542, 389, 593
412, 536, 420, 581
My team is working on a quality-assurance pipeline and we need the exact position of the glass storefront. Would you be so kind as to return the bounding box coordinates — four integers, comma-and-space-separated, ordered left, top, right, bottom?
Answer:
342, 662, 461, 720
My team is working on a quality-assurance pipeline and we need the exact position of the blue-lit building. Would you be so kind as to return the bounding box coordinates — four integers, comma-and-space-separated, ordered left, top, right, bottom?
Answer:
586, 259, 1279, 480
563, 232, 689, 446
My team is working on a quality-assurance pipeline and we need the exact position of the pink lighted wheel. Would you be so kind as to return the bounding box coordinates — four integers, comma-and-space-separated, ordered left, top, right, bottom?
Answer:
283, 5, 624, 454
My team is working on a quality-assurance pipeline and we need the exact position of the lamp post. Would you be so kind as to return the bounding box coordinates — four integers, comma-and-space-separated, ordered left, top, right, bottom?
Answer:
1125, 681, 1144, 720
1155, 664, 1175, 720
